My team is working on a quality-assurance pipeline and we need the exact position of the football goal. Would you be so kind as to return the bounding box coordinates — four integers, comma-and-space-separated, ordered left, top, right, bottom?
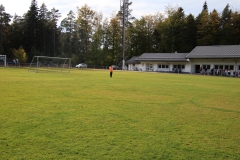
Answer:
28, 56, 71, 73
0, 55, 7, 67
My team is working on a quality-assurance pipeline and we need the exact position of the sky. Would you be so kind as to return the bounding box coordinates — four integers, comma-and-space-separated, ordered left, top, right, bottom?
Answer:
2, 0, 240, 22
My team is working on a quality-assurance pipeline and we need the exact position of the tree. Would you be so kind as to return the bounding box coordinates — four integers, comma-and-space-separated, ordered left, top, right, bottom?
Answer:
161, 4, 179, 52
23, 0, 40, 62
196, 10, 210, 46
129, 17, 148, 55
38, 3, 48, 55
151, 13, 165, 52
89, 12, 104, 65
208, 9, 220, 45
13, 46, 28, 63
48, 8, 61, 57
10, 14, 24, 53
170, 7, 189, 52
0, 4, 12, 55
219, 4, 233, 44
185, 14, 197, 51
106, 14, 122, 65
75, 4, 96, 63
60, 10, 76, 57
231, 11, 240, 44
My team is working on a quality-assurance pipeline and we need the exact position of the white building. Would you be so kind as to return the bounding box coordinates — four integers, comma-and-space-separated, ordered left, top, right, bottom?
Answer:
126, 45, 240, 76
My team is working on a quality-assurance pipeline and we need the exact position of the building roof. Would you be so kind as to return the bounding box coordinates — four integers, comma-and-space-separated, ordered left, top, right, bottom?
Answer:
186, 45, 240, 58
126, 56, 141, 64
135, 53, 189, 62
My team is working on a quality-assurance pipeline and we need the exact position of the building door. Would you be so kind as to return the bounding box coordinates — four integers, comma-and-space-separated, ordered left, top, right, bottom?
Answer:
146, 63, 153, 71
195, 65, 201, 73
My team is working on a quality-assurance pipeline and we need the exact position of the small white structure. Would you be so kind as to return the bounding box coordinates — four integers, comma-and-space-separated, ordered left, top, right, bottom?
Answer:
126, 56, 141, 71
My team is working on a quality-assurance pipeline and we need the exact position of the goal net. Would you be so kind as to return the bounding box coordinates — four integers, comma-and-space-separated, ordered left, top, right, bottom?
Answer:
28, 56, 71, 73
0, 55, 6, 67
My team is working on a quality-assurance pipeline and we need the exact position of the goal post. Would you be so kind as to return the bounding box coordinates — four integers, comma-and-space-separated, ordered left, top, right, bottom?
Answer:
28, 56, 71, 73
0, 55, 7, 67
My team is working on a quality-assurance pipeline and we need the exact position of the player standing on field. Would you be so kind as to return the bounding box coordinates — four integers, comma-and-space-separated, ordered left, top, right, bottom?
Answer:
109, 66, 113, 78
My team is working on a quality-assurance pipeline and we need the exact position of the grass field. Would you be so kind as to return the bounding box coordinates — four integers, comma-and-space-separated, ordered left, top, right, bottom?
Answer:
0, 67, 239, 159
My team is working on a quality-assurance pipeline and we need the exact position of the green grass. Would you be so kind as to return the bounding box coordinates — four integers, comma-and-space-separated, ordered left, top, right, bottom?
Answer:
0, 67, 239, 159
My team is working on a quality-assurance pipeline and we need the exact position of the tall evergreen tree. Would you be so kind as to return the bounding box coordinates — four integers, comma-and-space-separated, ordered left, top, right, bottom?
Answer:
48, 8, 61, 57
231, 11, 240, 44
0, 4, 12, 55
11, 14, 25, 55
208, 9, 220, 45
23, 0, 40, 62
170, 7, 188, 52
39, 3, 48, 55
196, 9, 210, 46
219, 4, 233, 44
151, 13, 164, 53
185, 14, 197, 51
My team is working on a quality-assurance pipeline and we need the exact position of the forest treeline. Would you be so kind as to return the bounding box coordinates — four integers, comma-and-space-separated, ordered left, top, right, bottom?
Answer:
0, 0, 240, 66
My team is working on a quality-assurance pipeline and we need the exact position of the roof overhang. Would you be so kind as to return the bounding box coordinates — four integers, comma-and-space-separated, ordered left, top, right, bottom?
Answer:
135, 59, 189, 62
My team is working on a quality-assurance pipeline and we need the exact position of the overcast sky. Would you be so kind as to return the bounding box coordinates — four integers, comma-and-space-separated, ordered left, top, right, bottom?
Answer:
2, 0, 240, 22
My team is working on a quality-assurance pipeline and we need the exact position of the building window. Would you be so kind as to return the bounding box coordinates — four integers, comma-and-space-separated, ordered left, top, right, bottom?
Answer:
174, 64, 184, 69
203, 65, 210, 69
158, 64, 169, 69
223, 65, 234, 70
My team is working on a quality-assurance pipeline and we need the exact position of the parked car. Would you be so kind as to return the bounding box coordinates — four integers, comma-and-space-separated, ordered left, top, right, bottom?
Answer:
112, 65, 121, 70
76, 63, 87, 68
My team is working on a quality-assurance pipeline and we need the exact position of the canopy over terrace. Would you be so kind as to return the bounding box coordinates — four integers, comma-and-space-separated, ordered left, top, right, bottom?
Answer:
135, 53, 189, 62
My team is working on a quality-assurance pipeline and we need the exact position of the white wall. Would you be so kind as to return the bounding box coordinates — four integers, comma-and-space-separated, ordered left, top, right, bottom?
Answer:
127, 58, 240, 73
128, 64, 142, 71
132, 61, 191, 73
189, 58, 240, 73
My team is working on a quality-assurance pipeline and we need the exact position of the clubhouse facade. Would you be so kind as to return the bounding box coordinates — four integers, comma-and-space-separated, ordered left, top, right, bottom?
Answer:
126, 45, 240, 75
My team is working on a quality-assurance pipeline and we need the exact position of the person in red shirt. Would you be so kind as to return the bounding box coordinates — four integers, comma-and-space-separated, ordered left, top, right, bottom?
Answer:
109, 66, 113, 78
